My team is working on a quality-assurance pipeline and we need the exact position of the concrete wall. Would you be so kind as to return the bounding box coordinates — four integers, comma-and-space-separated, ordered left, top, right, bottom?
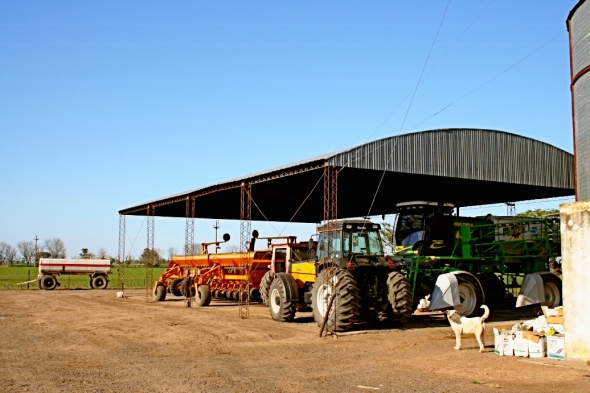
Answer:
561, 200, 590, 360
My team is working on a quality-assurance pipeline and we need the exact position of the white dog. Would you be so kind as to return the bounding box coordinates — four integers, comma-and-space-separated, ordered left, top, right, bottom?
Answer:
445, 305, 490, 353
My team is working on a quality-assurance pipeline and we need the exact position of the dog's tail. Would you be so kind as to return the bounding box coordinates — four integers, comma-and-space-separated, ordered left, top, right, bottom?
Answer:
480, 305, 490, 322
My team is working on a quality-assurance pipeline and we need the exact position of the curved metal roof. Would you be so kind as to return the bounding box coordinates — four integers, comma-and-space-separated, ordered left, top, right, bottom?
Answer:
120, 128, 574, 222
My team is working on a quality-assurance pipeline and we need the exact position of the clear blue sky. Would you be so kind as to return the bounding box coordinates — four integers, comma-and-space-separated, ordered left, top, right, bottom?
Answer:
0, 0, 578, 259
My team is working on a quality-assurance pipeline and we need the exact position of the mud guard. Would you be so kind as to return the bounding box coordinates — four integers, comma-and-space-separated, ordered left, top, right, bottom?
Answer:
428, 271, 482, 311
516, 273, 545, 307
274, 272, 299, 302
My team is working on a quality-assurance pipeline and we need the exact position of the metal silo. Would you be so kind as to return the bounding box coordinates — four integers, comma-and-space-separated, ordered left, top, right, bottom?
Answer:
568, 0, 590, 200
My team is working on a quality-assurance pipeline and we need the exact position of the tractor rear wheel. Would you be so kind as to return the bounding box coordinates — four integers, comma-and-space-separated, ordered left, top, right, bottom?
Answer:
541, 274, 562, 308
180, 278, 196, 298
268, 278, 296, 322
455, 274, 484, 317
260, 271, 274, 306
40, 275, 58, 290
311, 268, 360, 332
91, 275, 108, 290
386, 271, 413, 324
195, 285, 212, 307
169, 278, 183, 297
153, 284, 166, 301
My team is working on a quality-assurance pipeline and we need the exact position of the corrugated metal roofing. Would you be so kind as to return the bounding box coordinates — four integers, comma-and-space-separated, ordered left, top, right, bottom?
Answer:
119, 128, 574, 222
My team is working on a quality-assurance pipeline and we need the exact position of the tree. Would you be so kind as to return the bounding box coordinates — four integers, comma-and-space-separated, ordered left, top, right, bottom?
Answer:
97, 248, 108, 259
44, 238, 66, 258
379, 222, 396, 255
79, 248, 94, 259
140, 248, 161, 266
0, 242, 18, 266
184, 243, 202, 255
224, 244, 240, 253
516, 208, 559, 218
17, 241, 35, 265
167, 246, 178, 261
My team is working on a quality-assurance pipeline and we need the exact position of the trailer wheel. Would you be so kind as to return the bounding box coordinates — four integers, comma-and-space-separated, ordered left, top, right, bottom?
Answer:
311, 268, 360, 332
455, 274, 484, 317
259, 271, 274, 306
195, 285, 212, 307
40, 275, 58, 290
268, 278, 296, 322
541, 274, 562, 308
91, 275, 109, 290
154, 284, 166, 301
180, 278, 196, 298
169, 278, 183, 297
386, 271, 413, 324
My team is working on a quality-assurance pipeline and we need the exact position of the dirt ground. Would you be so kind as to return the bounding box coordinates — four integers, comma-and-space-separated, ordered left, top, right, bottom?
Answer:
0, 290, 588, 393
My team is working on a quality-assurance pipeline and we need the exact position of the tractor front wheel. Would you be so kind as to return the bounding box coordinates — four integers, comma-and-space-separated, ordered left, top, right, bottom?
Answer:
268, 278, 296, 322
311, 268, 360, 332
386, 271, 413, 324
541, 274, 562, 308
455, 274, 484, 317
259, 270, 274, 306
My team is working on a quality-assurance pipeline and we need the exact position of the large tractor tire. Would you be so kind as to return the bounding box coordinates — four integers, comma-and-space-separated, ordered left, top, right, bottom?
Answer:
91, 274, 109, 290
195, 285, 212, 307
268, 278, 296, 322
153, 284, 166, 301
477, 272, 505, 311
259, 270, 274, 306
180, 278, 196, 298
541, 274, 562, 308
169, 278, 184, 297
40, 275, 58, 290
311, 268, 360, 332
386, 271, 413, 323
455, 273, 484, 317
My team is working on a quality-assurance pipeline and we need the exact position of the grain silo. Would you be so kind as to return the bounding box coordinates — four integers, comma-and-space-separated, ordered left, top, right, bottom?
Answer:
568, 0, 590, 200
562, 0, 590, 362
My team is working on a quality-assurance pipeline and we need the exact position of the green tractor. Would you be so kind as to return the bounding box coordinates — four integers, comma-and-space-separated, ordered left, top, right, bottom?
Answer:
391, 201, 563, 317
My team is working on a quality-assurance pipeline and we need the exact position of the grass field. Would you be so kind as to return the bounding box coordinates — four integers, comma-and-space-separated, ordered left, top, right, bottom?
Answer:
0, 266, 167, 290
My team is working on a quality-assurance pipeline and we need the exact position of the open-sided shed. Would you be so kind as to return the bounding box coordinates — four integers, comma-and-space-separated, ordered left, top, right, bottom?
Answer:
119, 128, 574, 222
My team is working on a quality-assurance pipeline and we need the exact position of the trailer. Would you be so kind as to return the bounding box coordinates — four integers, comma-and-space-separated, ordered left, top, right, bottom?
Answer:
38, 258, 111, 290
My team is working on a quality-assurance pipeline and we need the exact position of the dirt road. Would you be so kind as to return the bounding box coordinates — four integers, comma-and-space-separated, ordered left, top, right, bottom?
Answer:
0, 289, 587, 393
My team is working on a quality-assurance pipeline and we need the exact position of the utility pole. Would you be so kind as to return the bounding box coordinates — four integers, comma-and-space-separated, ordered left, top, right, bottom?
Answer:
34, 235, 39, 268
214, 220, 220, 253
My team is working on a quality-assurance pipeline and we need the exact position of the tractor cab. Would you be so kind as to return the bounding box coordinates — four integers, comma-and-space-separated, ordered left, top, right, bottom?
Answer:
316, 220, 385, 267
394, 201, 456, 257
268, 237, 317, 274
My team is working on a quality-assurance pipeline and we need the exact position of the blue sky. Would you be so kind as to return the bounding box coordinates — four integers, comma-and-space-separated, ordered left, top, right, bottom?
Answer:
0, 0, 578, 259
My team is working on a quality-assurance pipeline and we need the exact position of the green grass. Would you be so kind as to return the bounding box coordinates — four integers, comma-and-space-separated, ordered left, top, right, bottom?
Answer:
0, 266, 167, 290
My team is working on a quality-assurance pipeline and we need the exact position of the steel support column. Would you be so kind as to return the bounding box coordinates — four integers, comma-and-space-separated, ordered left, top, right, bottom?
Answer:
322, 164, 338, 336
239, 182, 252, 319
146, 206, 155, 302
117, 214, 126, 292
185, 197, 195, 306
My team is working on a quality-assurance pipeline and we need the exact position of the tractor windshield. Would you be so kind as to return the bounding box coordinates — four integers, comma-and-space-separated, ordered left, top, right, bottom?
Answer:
395, 214, 425, 248
343, 230, 383, 256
